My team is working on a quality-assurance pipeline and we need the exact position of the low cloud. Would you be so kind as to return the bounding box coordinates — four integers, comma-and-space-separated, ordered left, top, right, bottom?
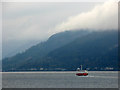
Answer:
55, 0, 118, 32
3, 1, 118, 58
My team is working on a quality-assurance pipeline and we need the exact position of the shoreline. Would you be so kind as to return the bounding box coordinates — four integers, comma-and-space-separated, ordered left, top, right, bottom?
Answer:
1, 71, 118, 73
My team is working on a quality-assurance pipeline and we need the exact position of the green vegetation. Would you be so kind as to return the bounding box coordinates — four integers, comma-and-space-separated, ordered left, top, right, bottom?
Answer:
2, 30, 118, 71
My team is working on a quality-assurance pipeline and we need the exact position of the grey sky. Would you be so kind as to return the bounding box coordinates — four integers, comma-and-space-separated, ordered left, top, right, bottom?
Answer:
2, 1, 117, 58
3, 2, 102, 42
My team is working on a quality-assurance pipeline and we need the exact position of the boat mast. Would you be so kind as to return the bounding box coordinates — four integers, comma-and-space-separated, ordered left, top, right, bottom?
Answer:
81, 65, 82, 70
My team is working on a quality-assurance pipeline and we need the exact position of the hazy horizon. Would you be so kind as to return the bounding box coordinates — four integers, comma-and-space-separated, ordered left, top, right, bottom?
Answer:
2, 1, 117, 58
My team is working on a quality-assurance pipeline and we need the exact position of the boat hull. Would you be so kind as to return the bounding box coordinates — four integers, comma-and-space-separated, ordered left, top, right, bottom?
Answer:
76, 73, 88, 76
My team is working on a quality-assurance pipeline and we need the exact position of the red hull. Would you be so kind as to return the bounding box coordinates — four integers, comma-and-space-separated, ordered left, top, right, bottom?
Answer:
76, 73, 88, 76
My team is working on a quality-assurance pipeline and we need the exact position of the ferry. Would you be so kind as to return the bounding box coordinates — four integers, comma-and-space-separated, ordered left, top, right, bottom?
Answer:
76, 65, 88, 76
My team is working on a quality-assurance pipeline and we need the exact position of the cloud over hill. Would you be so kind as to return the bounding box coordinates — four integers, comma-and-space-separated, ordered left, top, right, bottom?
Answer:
55, 0, 118, 32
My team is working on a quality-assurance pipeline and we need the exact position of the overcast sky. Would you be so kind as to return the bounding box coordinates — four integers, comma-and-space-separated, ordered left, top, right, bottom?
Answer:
2, 0, 118, 58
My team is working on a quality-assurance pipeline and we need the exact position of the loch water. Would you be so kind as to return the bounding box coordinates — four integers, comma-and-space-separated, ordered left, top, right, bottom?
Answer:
2, 71, 118, 88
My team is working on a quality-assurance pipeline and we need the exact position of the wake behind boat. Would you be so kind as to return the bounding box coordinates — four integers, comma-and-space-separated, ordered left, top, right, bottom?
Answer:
76, 65, 88, 76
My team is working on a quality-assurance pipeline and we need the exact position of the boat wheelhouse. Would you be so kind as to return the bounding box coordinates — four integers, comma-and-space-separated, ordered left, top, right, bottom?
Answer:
76, 65, 88, 76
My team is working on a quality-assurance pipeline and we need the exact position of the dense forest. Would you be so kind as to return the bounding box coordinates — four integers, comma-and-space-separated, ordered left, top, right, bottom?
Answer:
2, 30, 118, 71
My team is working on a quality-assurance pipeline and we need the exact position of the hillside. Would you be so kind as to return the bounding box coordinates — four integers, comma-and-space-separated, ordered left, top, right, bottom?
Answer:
2, 30, 90, 71
44, 30, 118, 70
2, 30, 118, 71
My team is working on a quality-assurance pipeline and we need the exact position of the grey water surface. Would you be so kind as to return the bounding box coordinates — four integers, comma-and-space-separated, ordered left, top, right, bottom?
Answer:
2, 71, 118, 88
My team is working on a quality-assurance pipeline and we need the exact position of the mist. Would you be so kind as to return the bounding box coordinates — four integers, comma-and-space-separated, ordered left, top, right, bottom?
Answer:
55, 0, 117, 33
2, 1, 117, 58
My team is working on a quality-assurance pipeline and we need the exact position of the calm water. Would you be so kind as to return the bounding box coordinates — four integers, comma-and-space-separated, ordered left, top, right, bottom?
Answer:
2, 71, 118, 88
